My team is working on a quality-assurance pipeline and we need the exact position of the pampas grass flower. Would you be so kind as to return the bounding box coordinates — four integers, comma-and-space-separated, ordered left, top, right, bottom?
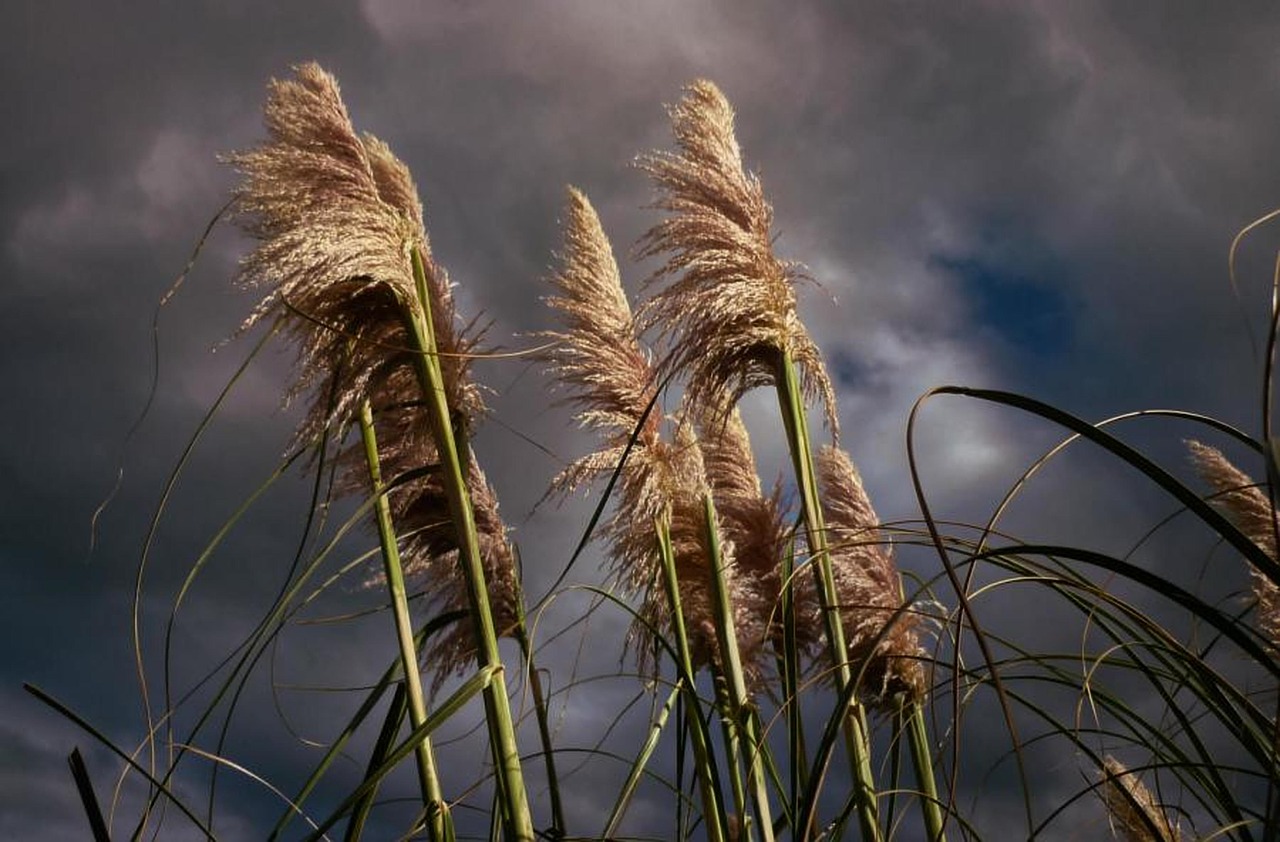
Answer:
228, 63, 483, 447
228, 63, 533, 840
1098, 756, 1182, 842
540, 186, 745, 672
637, 79, 838, 435
230, 62, 515, 673
696, 401, 822, 665
1187, 440, 1280, 646
817, 444, 925, 704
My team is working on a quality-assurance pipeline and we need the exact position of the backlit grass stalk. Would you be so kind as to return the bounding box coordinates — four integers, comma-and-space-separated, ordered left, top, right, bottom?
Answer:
511, 586, 565, 837
538, 186, 732, 839
406, 245, 534, 841
777, 357, 882, 841
357, 400, 451, 840
703, 493, 775, 842
899, 695, 945, 842
603, 681, 682, 838
816, 443, 940, 841
227, 63, 530, 838
656, 512, 730, 842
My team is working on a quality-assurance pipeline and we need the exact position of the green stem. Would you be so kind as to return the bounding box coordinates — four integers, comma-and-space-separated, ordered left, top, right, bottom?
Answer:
713, 675, 748, 838
603, 681, 682, 838
779, 543, 809, 811
901, 696, 947, 842
656, 514, 729, 842
513, 610, 565, 838
775, 353, 882, 842
704, 495, 776, 842
358, 401, 451, 842
406, 246, 534, 841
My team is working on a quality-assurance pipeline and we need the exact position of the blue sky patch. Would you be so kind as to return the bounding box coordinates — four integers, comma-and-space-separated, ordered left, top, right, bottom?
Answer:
933, 254, 1076, 359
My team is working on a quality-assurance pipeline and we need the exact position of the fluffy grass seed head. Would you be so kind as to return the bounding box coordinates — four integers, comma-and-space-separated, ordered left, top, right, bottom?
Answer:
231, 63, 509, 682
817, 445, 925, 704
1097, 756, 1182, 842
228, 62, 483, 447
697, 401, 823, 666
638, 79, 838, 435
540, 187, 751, 674
541, 186, 662, 486
1187, 439, 1280, 646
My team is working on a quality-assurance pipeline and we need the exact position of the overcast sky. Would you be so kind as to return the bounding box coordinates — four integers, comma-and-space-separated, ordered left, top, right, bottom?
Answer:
6, 2, 1280, 839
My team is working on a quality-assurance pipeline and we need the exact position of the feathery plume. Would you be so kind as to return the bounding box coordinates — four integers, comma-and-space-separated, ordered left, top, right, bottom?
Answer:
638, 79, 838, 434
1097, 756, 1181, 842
542, 187, 662, 476
817, 445, 925, 703
1187, 440, 1280, 646
696, 402, 823, 663
228, 62, 484, 447
540, 187, 753, 673
230, 63, 514, 679
353, 393, 520, 687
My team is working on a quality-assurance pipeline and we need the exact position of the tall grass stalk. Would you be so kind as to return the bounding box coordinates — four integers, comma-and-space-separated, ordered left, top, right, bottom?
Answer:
779, 545, 809, 813
511, 592, 566, 837
776, 353, 882, 842
357, 399, 451, 840
899, 694, 946, 841
603, 681, 682, 838
657, 513, 730, 842
703, 494, 776, 841
406, 245, 534, 841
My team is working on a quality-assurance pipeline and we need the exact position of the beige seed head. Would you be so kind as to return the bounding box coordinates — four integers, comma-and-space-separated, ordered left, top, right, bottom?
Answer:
230, 63, 511, 683
638, 79, 838, 435
539, 188, 752, 674
228, 62, 483, 447
1097, 756, 1181, 842
1187, 440, 1280, 646
541, 186, 661, 480
817, 445, 925, 704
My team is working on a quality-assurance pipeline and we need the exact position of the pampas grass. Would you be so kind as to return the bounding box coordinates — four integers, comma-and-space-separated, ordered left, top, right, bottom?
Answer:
817, 444, 925, 704
1098, 756, 1182, 842
638, 79, 838, 436
1187, 439, 1280, 645
39, 64, 1280, 842
229, 62, 532, 841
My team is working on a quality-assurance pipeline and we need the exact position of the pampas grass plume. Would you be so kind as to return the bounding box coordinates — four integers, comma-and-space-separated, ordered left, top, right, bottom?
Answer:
638, 79, 838, 434
1098, 756, 1181, 842
230, 62, 515, 682
1187, 439, 1280, 646
817, 444, 925, 702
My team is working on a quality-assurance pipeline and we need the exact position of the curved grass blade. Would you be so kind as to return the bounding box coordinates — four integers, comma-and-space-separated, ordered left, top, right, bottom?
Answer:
299, 665, 497, 842
24, 684, 218, 840
344, 682, 409, 842
69, 747, 112, 842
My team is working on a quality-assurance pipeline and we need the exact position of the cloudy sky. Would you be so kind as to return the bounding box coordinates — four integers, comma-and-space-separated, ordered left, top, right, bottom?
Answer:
5, 2, 1280, 839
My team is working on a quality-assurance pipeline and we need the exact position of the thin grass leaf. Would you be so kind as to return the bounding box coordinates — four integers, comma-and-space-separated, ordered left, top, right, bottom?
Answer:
344, 682, 409, 842
604, 681, 682, 838
299, 665, 498, 842
24, 684, 218, 841
68, 748, 112, 842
